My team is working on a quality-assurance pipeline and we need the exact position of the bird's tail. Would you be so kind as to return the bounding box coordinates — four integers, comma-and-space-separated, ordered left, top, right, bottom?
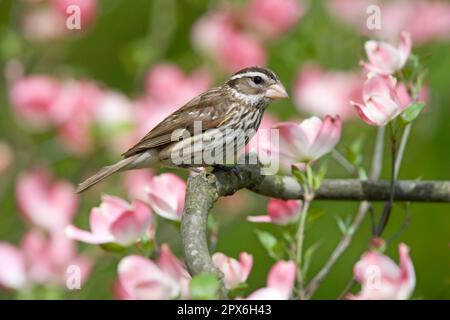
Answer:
76, 156, 137, 193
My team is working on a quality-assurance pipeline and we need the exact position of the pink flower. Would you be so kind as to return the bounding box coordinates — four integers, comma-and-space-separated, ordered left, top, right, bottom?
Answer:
16, 168, 78, 232
276, 115, 342, 163
65, 195, 152, 247
191, 10, 266, 73
246, 261, 296, 300
9, 75, 60, 129
362, 32, 412, 75
327, 0, 450, 45
122, 169, 155, 202
145, 63, 211, 107
52, 0, 97, 27
212, 252, 253, 290
132, 65, 211, 145
52, 80, 102, 154
349, 243, 415, 300
218, 31, 267, 73
351, 75, 410, 126
145, 173, 186, 221
116, 244, 190, 300
50, 79, 102, 124
248, 199, 302, 225
0, 243, 27, 289
294, 64, 363, 120
0, 230, 92, 289
191, 12, 235, 57
247, 0, 304, 37
407, 1, 450, 45
21, 230, 92, 286
22, 6, 66, 42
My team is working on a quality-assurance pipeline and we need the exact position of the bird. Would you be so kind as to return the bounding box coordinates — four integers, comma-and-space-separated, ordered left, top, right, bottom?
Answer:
77, 66, 288, 193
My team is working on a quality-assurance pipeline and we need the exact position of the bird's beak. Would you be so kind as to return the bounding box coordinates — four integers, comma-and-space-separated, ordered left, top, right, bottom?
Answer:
265, 82, 289, 100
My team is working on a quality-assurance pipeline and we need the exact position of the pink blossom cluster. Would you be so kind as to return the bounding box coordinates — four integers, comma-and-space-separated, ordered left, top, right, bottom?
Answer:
66, 172, 187, 247
351, 32, 427, 126
0, 168, 92, 291
328, 0, 450, 45
8, 63, 211, 156
22, 0, 97, 42
293, 64, 364, 120
191, 0, 305, 73
350, 243, 415, 300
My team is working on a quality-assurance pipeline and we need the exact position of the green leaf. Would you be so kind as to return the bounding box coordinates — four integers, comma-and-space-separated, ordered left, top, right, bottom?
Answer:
227, 282, 248, 299
291, 165, 307, 184
307, 208, 325, 225
100, 242, 126, 253
139, 232, 154, 256
401, 102, 425, 124
302, 241, 322, 276
343, 135, 365, 167
254, 230, 284, 260
190, 273, 220, 300
335, 216, 349, 235
313, 161, 328, 190
358, 167, 368, 180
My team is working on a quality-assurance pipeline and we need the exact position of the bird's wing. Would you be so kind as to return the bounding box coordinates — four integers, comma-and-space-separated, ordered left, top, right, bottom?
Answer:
122, 87, 234, 158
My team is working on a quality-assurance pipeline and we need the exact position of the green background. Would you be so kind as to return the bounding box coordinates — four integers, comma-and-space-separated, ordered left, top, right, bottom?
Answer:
0, 0, 449, 299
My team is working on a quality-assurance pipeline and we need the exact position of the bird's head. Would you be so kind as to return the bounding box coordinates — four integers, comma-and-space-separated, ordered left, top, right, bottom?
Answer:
225, 66, 289, 105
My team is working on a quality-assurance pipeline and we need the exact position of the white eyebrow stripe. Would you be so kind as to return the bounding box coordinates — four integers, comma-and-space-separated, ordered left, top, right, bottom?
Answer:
230, 71, 270, 81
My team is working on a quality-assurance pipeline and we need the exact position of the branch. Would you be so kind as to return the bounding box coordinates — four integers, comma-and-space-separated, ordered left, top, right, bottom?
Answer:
180, 164, 450, 297
305, 126, 386, 298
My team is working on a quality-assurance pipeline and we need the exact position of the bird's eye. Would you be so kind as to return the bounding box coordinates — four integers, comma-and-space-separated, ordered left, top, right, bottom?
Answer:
252, 76, 263, 85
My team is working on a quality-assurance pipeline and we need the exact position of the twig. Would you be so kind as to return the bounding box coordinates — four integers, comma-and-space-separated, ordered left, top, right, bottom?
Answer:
370, 126, 386, 180
339, 122, 414, 297
295, 195, 313, 299
304, 126, 386, 299
332, 150, 357, 175
180, 162, 450, 299
395, 123, 412, 180
375, 126, 398, 236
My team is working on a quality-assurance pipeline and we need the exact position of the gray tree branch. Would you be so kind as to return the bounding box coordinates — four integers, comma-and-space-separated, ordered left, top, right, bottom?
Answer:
180, 164, 450, 297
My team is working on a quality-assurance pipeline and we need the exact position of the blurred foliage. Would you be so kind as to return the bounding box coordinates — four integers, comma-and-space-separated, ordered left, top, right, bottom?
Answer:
0, 0, 449, 299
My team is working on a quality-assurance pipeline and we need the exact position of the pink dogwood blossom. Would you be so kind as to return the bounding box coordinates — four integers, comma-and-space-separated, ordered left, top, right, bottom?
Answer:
191, 11, 266, 73
362, 32, 411, 75
65, 195, 152, 247
246, 261, 296, 300
276, 115, 342, 164
247, 0, 304, 37
351, 75, 410, 126
248, 199, 302, 225
0, 230, 92, 290
294, 64, 363, 120
328, 0, 450, 45
212, 252, 253, 290
145, 63, 211, 108
218, 31, 266, 73
52, 0, 97, 27
145, 173, 186, 221
9, 75, 60, 128
122, 169, 155, 202
116, 244, 190, 300
349, 243, 415, 300
16, 168, 78, 232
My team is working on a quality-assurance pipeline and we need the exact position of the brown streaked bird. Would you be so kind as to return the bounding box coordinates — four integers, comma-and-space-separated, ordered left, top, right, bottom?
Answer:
77, 66, 288, 193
